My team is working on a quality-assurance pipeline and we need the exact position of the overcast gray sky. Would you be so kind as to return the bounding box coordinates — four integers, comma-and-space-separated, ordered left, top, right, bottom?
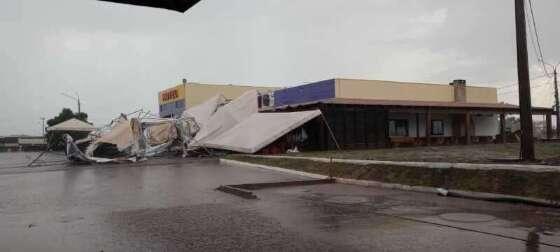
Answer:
1, 0, 559, 136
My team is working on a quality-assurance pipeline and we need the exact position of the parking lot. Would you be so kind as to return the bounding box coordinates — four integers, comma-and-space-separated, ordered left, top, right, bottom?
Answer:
1, 153, 560, 251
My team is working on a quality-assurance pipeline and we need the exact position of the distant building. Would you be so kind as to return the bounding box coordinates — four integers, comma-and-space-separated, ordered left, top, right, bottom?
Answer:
158, 80, 277, 118
0, 136, 46, 151
261, 78, 554, 150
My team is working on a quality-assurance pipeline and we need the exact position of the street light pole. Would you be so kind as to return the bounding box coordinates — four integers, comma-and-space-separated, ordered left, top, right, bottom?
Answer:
514, 0, 535, 161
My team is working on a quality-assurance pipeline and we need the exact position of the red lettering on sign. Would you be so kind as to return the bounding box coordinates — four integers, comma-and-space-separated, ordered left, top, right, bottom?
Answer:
161, 90, 179, 102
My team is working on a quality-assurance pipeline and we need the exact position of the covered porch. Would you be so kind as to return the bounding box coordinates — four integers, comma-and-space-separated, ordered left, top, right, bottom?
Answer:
266, 98, 555, 151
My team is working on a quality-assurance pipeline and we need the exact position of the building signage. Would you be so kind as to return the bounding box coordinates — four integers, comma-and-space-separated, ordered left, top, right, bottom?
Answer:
158, 84, 185, 105
161, 89, 179, 102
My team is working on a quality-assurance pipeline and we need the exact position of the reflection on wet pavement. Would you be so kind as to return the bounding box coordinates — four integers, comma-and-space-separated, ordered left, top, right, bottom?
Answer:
0, 156, 559, 251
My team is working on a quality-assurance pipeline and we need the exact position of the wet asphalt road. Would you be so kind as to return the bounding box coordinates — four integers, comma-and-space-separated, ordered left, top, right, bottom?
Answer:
1, 153, 560, 251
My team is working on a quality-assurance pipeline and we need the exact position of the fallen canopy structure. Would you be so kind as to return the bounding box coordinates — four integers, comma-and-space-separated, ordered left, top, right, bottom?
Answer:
185, 90, 326, 154
191, 90, 259, 145
64, 89, 331, 163
64, 112, 199, 163
201, 110, 322, 153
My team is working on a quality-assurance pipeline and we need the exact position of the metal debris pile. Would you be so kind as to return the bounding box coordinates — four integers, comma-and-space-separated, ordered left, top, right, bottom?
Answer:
64, 90, 330, 164
64, 110, 202, 163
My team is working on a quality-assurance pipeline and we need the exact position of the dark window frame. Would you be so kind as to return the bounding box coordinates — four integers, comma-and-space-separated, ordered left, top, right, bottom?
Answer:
388, 119, 409, 137
431, 120, 444, 136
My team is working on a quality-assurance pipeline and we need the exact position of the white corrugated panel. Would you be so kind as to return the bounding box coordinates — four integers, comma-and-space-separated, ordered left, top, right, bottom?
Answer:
182, 94, 226, 129
192, 90, 259, 144
201, 110, 321, 153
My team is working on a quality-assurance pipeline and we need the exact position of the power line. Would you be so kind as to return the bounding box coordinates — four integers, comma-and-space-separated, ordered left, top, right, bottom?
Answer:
526, 0, 552, 77
496, 74, 549, 90
525, 7, 541, 64
498, 79, 552, 96
525, 3, 550, 76
498, 79, 551, 94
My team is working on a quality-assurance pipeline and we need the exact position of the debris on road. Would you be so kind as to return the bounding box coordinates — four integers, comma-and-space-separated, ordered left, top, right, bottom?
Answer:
64, 110, 199, 163
64, 90, 328, 164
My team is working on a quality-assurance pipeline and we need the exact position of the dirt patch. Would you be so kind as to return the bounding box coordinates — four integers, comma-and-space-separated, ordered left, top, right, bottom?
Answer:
227, 156, 560, 202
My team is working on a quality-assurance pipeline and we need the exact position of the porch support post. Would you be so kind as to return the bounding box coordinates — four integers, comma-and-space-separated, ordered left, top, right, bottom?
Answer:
425, 109, 431, 146
546, 113, 553, 140
500, 113, 507, 144
363, 106, 369, 148
465, 111, 471, 145
415, 112, 420, 140
318, 113, 326, 150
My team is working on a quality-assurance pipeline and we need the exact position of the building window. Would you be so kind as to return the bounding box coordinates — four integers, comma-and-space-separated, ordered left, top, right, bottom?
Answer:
389, 119, 408, 137
175, 101, 183, 108
431, 120, 444, 136
262, 94, 270, 107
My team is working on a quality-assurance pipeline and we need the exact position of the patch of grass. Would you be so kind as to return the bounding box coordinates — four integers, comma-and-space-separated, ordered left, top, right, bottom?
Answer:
285, 142, 560, 164
227, 155, 560, 201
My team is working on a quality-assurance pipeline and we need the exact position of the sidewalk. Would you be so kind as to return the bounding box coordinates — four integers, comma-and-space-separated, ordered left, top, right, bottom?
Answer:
225, 155, 560, 204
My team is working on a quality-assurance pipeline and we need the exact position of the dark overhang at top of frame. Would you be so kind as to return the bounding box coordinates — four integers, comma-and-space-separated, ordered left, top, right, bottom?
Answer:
98, 0, 200, 13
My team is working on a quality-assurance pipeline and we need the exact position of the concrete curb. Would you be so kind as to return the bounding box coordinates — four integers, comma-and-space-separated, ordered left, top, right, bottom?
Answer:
232, 179, 335, 190
221, 158, 559, 208
248, 155, 560, 173
220, 158, 329, 179
216, 185, 257, 199
221, 158, 438, 193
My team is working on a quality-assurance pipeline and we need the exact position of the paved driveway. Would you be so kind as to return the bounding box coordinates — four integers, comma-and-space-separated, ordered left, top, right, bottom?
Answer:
0, 155, 559, 251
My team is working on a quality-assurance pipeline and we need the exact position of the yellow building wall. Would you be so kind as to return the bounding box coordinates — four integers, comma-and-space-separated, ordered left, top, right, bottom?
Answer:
335, 79, 498, 103
465, 86, 498, 103
158, 84, 186, 105
179, 83, 277, 108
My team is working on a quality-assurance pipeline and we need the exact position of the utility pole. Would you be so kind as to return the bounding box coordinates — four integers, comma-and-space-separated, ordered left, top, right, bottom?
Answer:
554, 68, 560, 138
515, 0, 535, 160
61, 92, 82, 114
78, 94, 81, 114
40, 117, 45, 137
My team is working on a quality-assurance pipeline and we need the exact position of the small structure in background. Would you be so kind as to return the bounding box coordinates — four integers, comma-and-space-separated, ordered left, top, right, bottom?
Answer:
46, 118, 97, 151
47, 118, 97, 132
0, 136, 46, 152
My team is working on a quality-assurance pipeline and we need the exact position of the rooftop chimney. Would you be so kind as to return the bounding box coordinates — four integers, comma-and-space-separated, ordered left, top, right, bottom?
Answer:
450, 79, 466, 102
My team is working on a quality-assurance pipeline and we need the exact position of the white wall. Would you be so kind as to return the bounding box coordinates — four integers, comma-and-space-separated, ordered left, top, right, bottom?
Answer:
388, 112, 498, 137
472, 114, 500, 136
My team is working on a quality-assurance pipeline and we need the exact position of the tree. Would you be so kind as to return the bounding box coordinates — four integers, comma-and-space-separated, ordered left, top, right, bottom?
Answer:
46, 108, 90, 150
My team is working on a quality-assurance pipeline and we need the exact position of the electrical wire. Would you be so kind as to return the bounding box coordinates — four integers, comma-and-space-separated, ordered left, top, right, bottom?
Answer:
497, 74, 548, 89
526, 0, 552, 77
498, 80, 552, 96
